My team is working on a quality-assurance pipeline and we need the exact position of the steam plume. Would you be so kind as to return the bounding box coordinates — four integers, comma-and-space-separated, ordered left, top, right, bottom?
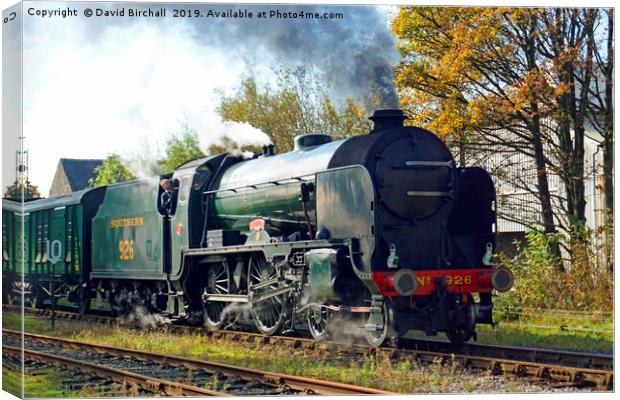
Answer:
191, 5, 400, 108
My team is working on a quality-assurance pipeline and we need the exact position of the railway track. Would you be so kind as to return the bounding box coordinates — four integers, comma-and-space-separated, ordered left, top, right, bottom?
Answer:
4, 304, 613, 390
192, 328, 613, 390
2, 329, 393, 396
3, 352, 130, 397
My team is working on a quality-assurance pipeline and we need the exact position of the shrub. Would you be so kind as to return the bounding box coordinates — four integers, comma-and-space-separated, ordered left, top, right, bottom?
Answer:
496, 227, 613, 312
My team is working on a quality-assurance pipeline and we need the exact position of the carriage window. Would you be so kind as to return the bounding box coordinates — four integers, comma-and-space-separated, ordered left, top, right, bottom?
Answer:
179, 176, 190, 202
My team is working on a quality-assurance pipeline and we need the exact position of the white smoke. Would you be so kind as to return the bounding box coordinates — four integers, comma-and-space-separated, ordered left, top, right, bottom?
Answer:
220, 302, 254, 329
22, 20, 249, 194
22, 5, 397, 194
125, 157, 161, 180
186, 111, 273, 152
124, 137, 162, 179
119, 305, 171, 328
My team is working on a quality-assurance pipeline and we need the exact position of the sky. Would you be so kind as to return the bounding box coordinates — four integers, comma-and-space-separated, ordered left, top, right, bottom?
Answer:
2, 2, 21, 195
2, 1, 397, 196
2, 0, 614, 196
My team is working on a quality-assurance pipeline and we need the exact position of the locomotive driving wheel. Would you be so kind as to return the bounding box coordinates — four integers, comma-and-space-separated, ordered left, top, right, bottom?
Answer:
365, 302, 396, 347
307, 305, 330, 341
248, 253, 287, 335
201, 260, 232, 330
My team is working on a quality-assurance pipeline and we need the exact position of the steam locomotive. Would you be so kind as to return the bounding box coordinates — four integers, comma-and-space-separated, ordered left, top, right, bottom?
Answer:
2, 109, 513, 346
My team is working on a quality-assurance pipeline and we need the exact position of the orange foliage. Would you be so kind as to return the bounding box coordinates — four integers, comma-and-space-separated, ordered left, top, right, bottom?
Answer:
392, 7, 577, 143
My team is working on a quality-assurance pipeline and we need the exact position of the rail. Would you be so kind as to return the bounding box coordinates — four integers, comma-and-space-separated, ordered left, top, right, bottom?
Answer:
4, 305, 613, 391
3, 329, 394, 396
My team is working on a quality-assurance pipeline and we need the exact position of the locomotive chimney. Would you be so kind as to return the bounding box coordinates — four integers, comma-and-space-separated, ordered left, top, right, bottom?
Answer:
369, 109, 406, 133
262, 144, 275, 156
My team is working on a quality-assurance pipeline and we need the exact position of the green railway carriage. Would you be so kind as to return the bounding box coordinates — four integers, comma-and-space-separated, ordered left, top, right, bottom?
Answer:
2, 199, 21, 303
2, 188, 106, 309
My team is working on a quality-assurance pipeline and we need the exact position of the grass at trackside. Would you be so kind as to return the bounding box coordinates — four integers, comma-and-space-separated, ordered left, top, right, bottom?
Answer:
481, 309, 612, 353
1, 366, 23, 398
2, 314, 547, 394
474, 323, 612, 353
3, 367, 66, 398
405, 311, 613, 354
1, 363, 112, 398
3, 312, 57, 334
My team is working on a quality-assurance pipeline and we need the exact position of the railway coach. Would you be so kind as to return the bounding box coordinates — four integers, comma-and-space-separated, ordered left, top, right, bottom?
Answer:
2, 189, 106, 311
2, 198, 20, 304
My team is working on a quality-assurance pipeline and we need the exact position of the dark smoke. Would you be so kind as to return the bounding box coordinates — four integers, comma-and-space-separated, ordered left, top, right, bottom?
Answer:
59, 3, 401, 108
197, 4, 400, 108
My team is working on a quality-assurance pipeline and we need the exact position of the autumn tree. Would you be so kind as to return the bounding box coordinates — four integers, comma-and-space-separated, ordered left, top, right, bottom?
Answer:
536, 9, 599, 229
89, 154, 136, 187
218, 68, 372, 152
3, 182, 42, 200
393, 8, 561, 258
587, 8, 614, 213
392, 9, 479, 166
160, 128, 206, 173
393, 7, 611, 262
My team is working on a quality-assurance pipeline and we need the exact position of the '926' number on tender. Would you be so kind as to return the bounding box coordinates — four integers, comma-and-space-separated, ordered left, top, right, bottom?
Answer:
118, 240, 134, 261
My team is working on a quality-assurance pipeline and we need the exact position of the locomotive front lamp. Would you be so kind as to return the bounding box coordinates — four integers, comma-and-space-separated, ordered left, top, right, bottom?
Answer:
393, 269, 418, 296
491, 267, 514, 292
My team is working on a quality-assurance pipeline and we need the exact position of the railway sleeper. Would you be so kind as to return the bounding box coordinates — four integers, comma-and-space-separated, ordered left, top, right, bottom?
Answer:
515, 364, 545, 378
548, 367, 578, 383
465, 358, 494, 372
581, 371, 613, 390
144, 379, 163, 392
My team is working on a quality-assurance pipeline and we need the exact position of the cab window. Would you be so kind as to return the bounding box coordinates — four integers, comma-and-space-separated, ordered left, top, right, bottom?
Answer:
179, 176, 190, 202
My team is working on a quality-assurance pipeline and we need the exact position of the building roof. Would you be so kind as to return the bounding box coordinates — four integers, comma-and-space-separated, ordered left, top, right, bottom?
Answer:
60, 158, 103, 191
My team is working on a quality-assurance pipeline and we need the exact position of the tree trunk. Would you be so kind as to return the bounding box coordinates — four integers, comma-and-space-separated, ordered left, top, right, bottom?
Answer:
531, 112, 563, 265
524, 12, 563, 265
459, 131, 467, 167
603, 140, 613, 213
570, 9, 596, 225
603, 9, 614, 213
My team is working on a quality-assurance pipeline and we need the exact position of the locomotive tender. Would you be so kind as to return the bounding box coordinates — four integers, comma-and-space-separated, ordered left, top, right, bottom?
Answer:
2, 109, 513, 345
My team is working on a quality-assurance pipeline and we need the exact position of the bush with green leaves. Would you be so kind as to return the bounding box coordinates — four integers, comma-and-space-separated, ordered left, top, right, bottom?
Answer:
89, 154, 135, 187
496, 227, 613, 313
